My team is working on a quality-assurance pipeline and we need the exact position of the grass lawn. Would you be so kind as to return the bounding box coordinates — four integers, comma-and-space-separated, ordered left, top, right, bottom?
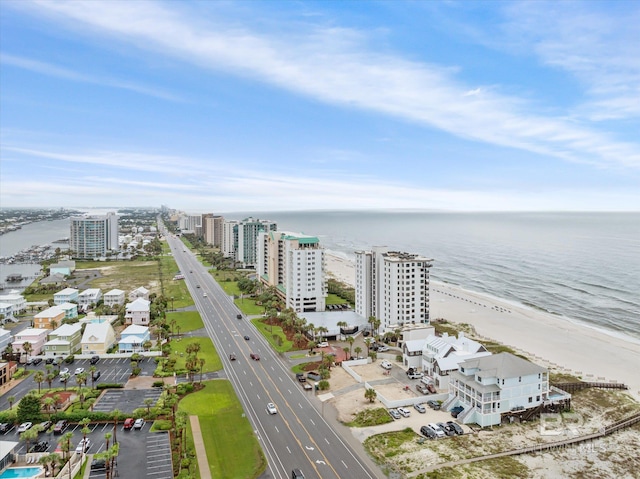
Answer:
234, 297, 264, 316
326, 293, 349, 305
179, 380, 266, 479
166, 311, 204, 334
169, 336, 222, 373
251, 318, 292, 353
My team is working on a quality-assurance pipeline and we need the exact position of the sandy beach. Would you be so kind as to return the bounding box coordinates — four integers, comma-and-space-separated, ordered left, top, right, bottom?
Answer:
324, 251, 640, 400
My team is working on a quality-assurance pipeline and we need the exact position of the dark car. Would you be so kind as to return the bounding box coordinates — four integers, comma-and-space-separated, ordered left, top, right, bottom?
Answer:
250, 353, 260, 361
420, 425, 437, 439
446, 421, 464, 435
0, 423, 10, 433
426, 400, 440, 410
123, 418, 135, 430
89, 355, 100, 365
29, 441, 49, 453
451, 406, 464, 418
92, 370, 101, 381
438, 422, 456, 436
296, 373, 306, 382
53, 420, 67, 435
236, 314, 242, 320
45, 357, 55, 365
91, 458, 106, 470
229, 354, 236, 361
31, 357, 43, 365
244, 335, 250, 340
292, 469, 305, 479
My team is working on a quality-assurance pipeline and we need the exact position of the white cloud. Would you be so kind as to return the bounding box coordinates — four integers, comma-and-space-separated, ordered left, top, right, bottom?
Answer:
12, 0, 639, 170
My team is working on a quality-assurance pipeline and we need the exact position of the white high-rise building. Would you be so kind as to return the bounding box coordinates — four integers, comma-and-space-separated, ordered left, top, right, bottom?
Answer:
222, 220, 239, 258
355, 246, 433, 330
70, 212, 119, 259
257, 231, 326, 313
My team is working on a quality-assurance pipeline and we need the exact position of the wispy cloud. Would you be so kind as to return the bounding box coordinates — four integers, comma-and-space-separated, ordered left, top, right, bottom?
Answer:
11, 0, 639, 170
0, 53, 182, 102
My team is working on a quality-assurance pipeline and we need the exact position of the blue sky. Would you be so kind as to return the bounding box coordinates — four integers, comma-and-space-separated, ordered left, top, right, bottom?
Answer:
1, 0, 639, 212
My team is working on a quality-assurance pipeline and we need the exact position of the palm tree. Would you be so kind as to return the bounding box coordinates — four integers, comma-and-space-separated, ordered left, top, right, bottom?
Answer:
342, 346, 350, 361
79, 418, 91, 459
8, 395, 15, 410
198, 358, 206, 383
144, 398, 155, 414
112, 409, 122, 445
347, 336, 355, 358
21, 427, 39, 454
364, 388, 377, 403
22, 341, 33, 367
43, 397, 55, 418
60, 431, 73, 461
354, 346, 362, 359
33, 370, 45, 394
336, 321, 348, 339
364, 337, 373, 356
89, 366, 97, 388
75, 372, 88, 406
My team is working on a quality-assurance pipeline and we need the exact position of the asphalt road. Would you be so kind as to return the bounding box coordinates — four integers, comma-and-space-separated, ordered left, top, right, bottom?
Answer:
166, 231, 381, 479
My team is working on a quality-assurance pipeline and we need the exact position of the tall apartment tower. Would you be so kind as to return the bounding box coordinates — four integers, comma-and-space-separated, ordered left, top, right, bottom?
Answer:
70, 212, 119, 259
235, 218, 277, 268
355, 246, 433, 331
201, 214, 224, 247
257, 231, 326, 313
222, 220, 239, 258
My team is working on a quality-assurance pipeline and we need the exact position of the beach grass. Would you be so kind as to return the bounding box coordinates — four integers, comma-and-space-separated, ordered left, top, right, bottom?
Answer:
347, 407, 394, 427
179, 380, 266, 479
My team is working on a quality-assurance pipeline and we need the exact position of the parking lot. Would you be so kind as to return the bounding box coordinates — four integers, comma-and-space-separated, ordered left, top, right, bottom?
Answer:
3, 420, 173, 479
92, 387, 163, 413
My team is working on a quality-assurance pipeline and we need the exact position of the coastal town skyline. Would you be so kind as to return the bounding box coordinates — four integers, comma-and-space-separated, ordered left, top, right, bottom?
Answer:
1, 1, 639, 212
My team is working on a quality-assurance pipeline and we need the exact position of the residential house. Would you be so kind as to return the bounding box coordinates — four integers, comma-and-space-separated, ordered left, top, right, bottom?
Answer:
118, 325, 151, 353
0, 292, 27, 314
43, 323, 83, 358
447, 352, 553, 427
49, 259, 76, 277
129, 286, 149, 301
57, 302, 78, 320
0, 303, 14, 324
0, 361, 13, 388
11, 328, 49, 362
81, 322, 116, 355
39, 273, 67, 286
103, 289, 125, 307
124, 298, 151, 326
78, 288, 102, 310
33, 306, 66, 330
53, 287, 79, 305
0, 328, 12, 352
422, 332, 491, 389
402, 340, 426, 370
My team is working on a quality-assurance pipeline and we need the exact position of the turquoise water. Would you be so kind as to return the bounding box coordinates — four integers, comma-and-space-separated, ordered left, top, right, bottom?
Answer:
0, 468, 43, 479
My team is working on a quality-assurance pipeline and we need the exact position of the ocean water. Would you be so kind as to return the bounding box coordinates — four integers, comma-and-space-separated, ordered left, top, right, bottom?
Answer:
227, 211, 640, 342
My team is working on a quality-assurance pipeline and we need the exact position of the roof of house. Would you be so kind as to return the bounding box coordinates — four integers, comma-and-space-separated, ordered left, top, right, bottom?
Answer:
40, 273, 67, 284
404, 339, 425, 352
121, 324, 149, 336
52, 323, 82, 336
459, 352, 546, 378
45, 338, 71, 346
55, 288, 79, 296
34, 306, 65, 318
105, 289, 125, 296
80, 288, 101, 296
126, 298, 150, 311
81, 322, 115, 344
57, 302, 77, 310
436, 350, 492, 372
13, 328, 49, 338
119, 335, 146, 345
131, 286, 149, 294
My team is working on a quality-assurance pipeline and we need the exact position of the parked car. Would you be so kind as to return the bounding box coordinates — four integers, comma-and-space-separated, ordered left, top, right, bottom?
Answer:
59, 372, 70, 382
38, 421, 52, 432
380, 360, 392, 370
0, 423, 10, 433
45, 357, 55, 364
91, 458, 106, 470
59, 368, 69, 376
427, 423, 446, 438
29, 441, 49, 453
377, 345, 389, 352
133, 418, 145, 430
296, 373, 306, 382
427, 400, 440, 410
446, 421, 464, 435
416, 384, 430, 395
75, 438, 91, 453
317, 341, 328, 348
388, 409, 401, 420
397, 407, 411, 418
17, 422, 32, 433
74, 367, 85, 375
267, 403, 277, 415
420, 425, 437, 439
53, 357, 64, 366
450, 406, 464, 418
89, 355, 100, 365
123, 418, 135, 430
250, 353, 260, 361
414, 403, 426, 414
407, 371, 424, 379
438, 422, 456, 436
31, 357, 43, 365
92, 370, 101, 381
53, 420, 67, 434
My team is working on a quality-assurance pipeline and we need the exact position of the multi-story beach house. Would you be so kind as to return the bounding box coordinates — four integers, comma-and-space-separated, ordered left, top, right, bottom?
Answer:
69, 212, 119, 259
129, 286, 149, 301
257, 231, 326, 313
33, 306, 66, 330
103, 289, 126, 307
355, 247, 433, 331
81, 321, 116, 355
0, 292, 27, 314
0, 303, 14, 324
124, 298, 151, 326
11, 328, 49, 362
53, 287, 79, 305
118, 325, 150, 353
0, 361, 12, 388
43, 323, 83, 358
78, 288, 102, 309
421, 332, 491, 388
0, 328, 12, 352
57, 302, 78, 320
446, 352, 550, 427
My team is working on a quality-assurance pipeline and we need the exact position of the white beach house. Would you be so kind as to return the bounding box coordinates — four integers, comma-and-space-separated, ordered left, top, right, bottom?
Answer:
0, 292, 27, 314
78, 288, 102, 309
124, 298, 151, 326
103, 289, 126, 307
129, 286, 149, 301
53, 287, 79, 305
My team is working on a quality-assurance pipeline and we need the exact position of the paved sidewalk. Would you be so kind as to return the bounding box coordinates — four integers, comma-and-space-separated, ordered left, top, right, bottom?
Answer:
190, 415, 212, 479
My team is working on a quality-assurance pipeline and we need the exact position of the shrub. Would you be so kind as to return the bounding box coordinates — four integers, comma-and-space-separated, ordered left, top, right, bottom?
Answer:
152, 380, 165, 388
96, 383, 124, 390
64, 355, 75, 364
317, 380, 330, 391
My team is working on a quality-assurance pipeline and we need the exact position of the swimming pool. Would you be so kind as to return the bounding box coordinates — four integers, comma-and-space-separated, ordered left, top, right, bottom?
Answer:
0, 467, 43, 479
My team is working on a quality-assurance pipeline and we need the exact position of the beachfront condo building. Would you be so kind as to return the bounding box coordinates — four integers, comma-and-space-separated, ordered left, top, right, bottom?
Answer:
178, 214, 202, 236
257, 231, 326, 313
234, 217, 277, 268
69, 212, 119, 259
355, 247, 433, 330
222, 220, 239, 258
202, 213, 224, 247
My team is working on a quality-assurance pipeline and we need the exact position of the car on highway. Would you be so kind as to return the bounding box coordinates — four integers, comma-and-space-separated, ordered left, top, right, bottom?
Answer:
123, 418, 135, 430
420, 425, 437, 439
16, 422, 32, 433
267, 403, 277, 415
229, 354, 236, 361
29, 441, 49, 453
250, 353, 260, 361
380, 360, 392, 370
74, 367, 85, 375
53, 420, 67, 435
414, 403, 426, 414
203, 293, 207, 297
244, 335, 250, 340
292, 469, 305, 479
75, 438, 91, 453
236, 314, 242, 320
446, 421, 464, 435
388, 409, 401, 420
89, 355, 100, 364
397, 407, 411, 417
196, 285, 200, 288
133, 418, 145, 430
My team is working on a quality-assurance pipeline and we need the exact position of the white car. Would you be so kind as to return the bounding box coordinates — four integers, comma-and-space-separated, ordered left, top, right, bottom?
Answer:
317, 341, 328, 348
427, 423, 446, 438
414, 403, 426, 414
380, 360, 392, 370
203, 293, 207, 297
74, 367, 85, 375
397, 407, 411, 417
75, 438, 91, 453
378, 345, 389, 352
17, 422, 32, 433
267, 403, 277, 415
133, 418, 145, 430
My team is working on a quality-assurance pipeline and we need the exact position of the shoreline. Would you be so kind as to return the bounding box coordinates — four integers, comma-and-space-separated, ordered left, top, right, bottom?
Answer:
324, 250, 640, 399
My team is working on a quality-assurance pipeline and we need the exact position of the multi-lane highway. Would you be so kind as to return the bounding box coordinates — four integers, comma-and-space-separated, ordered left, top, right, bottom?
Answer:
165, 231, 381, 479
